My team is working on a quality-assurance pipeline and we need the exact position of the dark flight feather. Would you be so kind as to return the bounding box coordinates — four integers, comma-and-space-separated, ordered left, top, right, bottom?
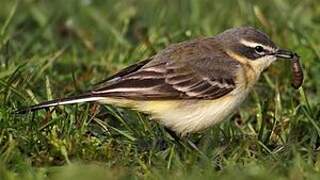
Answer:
92, 38, 240, 100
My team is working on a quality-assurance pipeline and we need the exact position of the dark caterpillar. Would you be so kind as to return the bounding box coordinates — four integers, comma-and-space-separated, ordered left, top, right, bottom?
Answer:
291, 53, 304, 89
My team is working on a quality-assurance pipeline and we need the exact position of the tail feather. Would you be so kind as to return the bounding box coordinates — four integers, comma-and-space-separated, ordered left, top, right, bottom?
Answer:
15, 94, 105, 114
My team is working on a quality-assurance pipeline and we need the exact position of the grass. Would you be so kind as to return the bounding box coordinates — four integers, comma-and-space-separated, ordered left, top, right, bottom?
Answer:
0, 0, 320, 179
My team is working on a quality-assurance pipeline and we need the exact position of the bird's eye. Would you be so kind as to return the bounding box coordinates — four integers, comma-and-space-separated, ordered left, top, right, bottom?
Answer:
255, 46, 264, 53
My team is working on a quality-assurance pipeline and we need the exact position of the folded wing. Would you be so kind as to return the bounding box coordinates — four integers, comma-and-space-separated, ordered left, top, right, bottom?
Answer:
92, 39, 240, 100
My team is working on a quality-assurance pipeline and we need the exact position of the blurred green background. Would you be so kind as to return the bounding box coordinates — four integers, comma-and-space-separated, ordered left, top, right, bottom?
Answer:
0, 0, 320, 179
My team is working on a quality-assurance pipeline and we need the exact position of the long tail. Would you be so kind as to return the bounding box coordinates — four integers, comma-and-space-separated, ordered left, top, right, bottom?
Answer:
15, 94, 106, 114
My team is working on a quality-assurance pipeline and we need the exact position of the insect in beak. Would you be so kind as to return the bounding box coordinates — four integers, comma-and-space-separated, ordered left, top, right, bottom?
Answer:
290, 53, 304, 89
274, 49, 304, 89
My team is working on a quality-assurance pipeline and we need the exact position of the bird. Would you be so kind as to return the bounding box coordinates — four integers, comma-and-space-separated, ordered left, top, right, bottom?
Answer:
17, 26, 299, 136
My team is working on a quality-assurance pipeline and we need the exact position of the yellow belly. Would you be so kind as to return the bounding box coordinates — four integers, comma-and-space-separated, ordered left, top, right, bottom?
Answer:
98, 89, 250, 136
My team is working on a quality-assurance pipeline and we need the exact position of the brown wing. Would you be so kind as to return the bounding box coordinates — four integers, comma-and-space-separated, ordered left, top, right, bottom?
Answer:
92, 38, 240, 100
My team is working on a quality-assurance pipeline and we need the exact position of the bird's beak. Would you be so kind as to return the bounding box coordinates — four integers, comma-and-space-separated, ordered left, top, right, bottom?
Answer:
275, 49, 294, 59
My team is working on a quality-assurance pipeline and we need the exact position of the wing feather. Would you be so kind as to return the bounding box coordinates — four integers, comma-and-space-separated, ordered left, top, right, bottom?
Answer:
92, 38, 239, 100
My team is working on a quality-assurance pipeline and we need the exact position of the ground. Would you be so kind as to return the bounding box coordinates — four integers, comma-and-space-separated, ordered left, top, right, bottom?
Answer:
0, 0, 320, 179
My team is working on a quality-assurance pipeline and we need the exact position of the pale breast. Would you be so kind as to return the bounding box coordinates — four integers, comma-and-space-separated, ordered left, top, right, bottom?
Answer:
99, 93, 247, 136
134, 88, 249, 136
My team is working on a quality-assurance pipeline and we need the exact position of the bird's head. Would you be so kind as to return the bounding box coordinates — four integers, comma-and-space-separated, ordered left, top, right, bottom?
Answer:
215, 27, 294, 72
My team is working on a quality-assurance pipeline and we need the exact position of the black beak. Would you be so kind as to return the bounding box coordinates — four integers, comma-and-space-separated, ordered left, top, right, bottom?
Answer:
275, 49, 295, 59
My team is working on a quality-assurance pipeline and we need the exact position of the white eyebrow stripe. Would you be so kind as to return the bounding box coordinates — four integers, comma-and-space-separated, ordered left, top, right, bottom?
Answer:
240, 39, 274, 51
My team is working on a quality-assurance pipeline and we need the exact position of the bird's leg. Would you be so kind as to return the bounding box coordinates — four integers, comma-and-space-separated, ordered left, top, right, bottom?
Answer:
164, 127, 206, 156
156, 127, 190, 150
164, 127, 181, 142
